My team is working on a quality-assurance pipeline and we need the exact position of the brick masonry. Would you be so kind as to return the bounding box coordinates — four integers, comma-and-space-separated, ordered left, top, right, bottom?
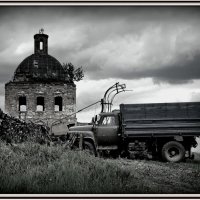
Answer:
5, 82, 76, 126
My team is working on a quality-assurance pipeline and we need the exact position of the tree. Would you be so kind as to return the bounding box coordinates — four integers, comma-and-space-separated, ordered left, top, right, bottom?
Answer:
63, 63, 84, 83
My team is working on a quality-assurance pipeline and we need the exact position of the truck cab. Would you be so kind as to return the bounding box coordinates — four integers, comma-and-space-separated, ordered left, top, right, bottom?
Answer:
93, 112, 121, 150
68, 111, 122, 155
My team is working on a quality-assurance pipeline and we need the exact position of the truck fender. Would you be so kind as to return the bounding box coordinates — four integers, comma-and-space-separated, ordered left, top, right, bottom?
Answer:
83, 137, 97, 155
68, 130, 96, 147
76, 132, 97, 155
174, 136, 183, 142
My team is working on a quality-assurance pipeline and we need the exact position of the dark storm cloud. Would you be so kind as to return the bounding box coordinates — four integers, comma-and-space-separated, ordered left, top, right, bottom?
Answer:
0, 6, 200, 84
152, 52, 200, 84
85, 51, 200, 84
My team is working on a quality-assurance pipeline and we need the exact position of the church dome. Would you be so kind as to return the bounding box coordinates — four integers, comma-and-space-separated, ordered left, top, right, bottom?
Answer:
13, 54, 68, 82
13, 30, 69, 83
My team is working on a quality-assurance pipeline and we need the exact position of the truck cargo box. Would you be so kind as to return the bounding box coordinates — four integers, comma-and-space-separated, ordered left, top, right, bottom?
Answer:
120, 102, 200, 137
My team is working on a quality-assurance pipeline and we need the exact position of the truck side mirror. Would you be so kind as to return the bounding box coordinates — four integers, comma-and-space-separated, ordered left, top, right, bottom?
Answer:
92, 117, 95, 124
92, 115, 98, 125
95, 115, 97, 122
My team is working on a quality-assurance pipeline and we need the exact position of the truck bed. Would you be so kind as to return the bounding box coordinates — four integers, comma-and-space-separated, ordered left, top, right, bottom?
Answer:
120, 102, 200, 137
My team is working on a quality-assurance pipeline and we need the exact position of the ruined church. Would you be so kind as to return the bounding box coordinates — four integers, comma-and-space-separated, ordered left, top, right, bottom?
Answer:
5, 30, 76, 126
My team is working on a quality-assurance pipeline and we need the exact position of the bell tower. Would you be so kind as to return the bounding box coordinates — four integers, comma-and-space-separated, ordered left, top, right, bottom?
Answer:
5, 30, 77, 127
34, 28, 48, 55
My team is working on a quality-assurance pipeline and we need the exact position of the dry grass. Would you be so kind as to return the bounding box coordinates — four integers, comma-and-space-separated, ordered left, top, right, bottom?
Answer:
0, 141, 200, 194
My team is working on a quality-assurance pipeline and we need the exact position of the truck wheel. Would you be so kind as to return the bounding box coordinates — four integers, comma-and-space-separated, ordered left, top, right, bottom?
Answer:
83, 141, 96, 156
162, 141, 185, 162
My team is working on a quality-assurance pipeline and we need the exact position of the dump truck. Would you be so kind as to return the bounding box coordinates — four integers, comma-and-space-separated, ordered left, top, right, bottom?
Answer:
67, 83, 200, 162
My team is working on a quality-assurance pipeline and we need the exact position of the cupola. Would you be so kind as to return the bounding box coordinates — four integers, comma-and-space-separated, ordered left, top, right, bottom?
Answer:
34, 28, 48, 55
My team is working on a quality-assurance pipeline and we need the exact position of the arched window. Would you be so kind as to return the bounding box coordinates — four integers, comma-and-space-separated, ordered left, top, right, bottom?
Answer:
55, 96, 63, 111
36, 97, 45, 111
40, 41, 43, 50
19, 96, 27, 111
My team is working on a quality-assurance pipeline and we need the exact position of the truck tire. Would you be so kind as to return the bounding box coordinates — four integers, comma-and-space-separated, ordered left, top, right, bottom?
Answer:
162, 141, 185, 162
83, 141, 96, 156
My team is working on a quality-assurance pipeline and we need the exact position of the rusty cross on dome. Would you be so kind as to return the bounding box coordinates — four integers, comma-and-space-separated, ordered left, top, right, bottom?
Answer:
39, 28, 44, 34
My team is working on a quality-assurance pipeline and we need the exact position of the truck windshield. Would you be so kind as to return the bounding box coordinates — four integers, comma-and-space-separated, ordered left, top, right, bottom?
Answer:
101, 116, 116, 126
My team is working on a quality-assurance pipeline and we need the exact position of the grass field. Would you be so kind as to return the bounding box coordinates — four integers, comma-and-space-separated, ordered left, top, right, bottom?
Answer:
0, 141, 200, 194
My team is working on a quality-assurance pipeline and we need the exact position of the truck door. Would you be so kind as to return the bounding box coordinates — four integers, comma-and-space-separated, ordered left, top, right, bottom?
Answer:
95, 115, 119, 146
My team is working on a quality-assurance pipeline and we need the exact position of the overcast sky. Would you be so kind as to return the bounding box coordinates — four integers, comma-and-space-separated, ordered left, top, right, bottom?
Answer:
1, 6, 200, 122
